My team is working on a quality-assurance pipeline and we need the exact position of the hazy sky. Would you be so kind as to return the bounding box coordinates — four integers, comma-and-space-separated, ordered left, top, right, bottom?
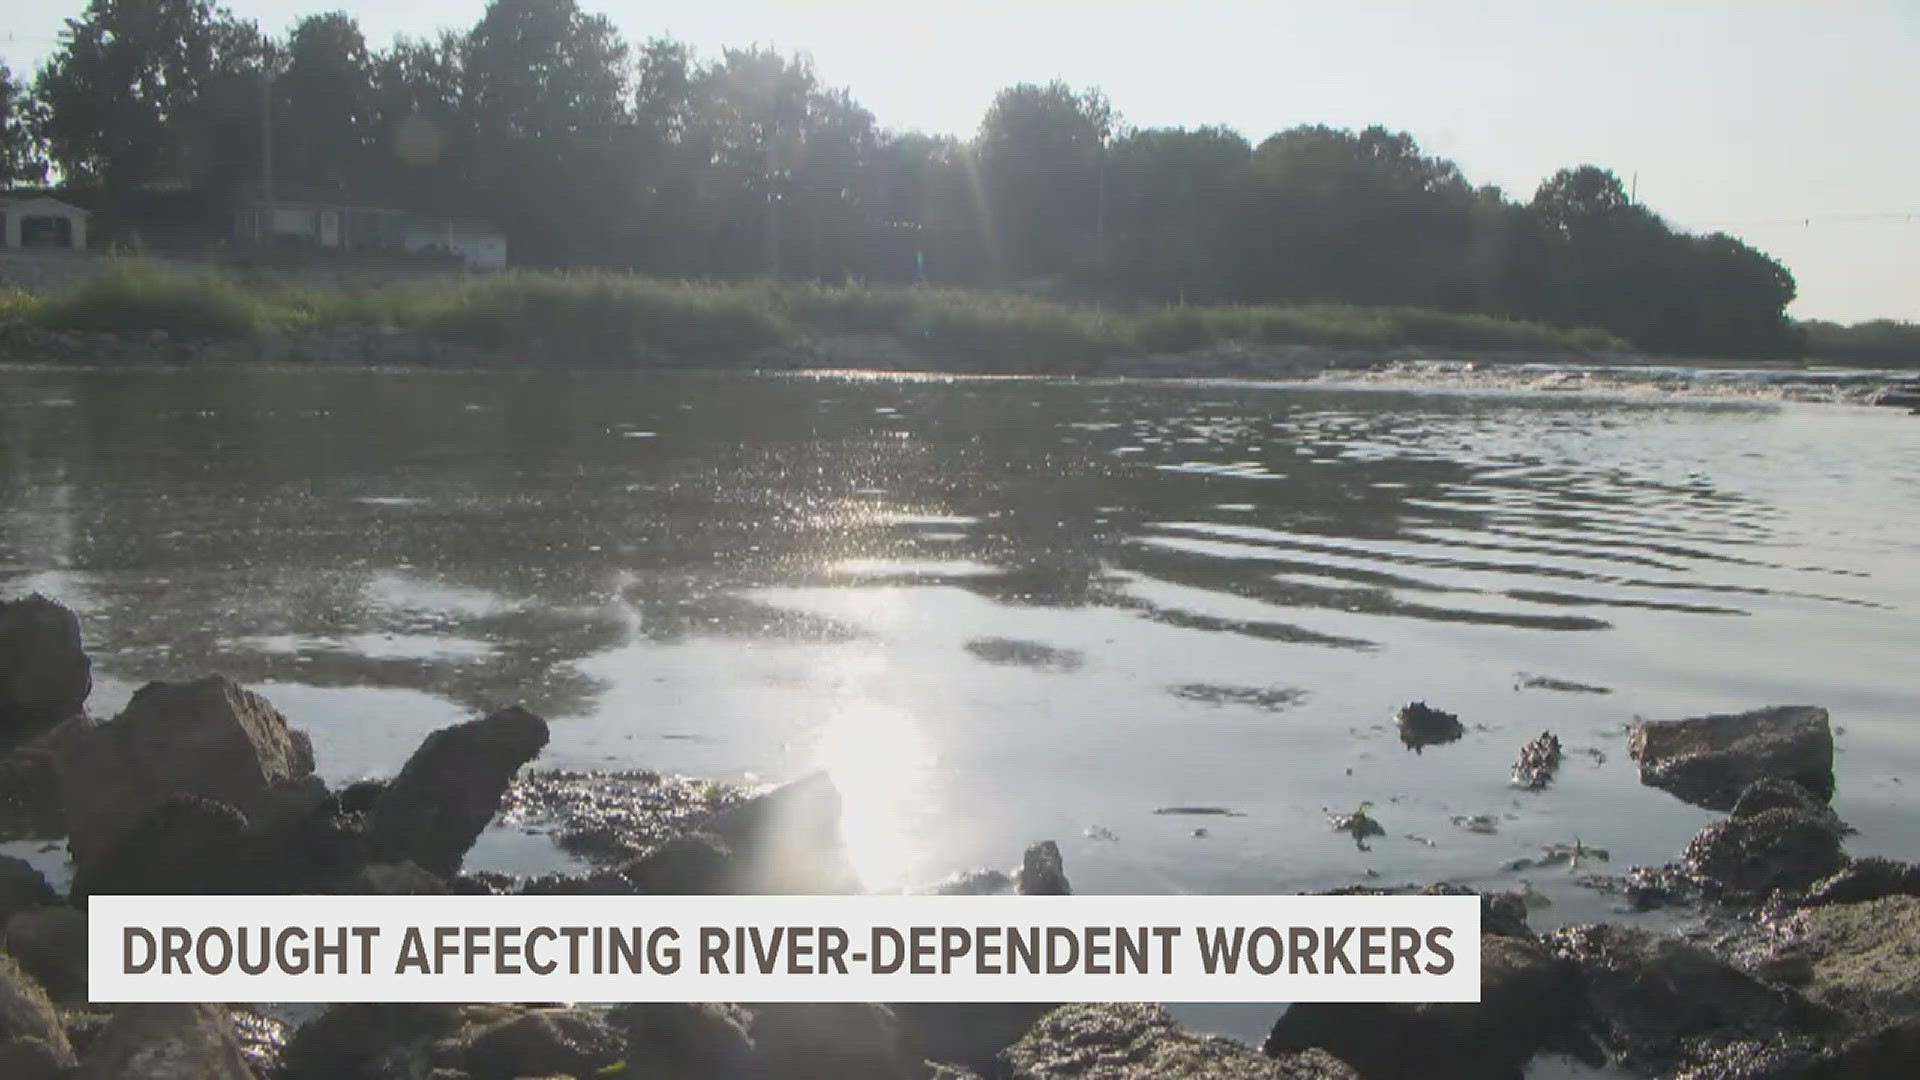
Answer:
4, 1, 1915, 322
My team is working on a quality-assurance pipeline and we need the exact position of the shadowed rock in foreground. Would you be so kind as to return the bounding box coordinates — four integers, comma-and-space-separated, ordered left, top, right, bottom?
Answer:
0, 594, 91, 752
1629, 705, 1833, 810
1012, 1003, 1357, 1079
368, 704, 550, 874
51, 675, 315, 879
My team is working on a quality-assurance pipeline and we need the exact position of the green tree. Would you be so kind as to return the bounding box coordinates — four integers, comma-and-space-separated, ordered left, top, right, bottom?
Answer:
976, 80, 1115, 281
34, 0, 268, 190
1101, 125, 1251, 298
1, 63, 47, 185
276, 12, 378, 194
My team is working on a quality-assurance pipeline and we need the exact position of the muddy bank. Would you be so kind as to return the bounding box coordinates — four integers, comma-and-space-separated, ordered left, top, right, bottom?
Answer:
6, 590, 1920, 1078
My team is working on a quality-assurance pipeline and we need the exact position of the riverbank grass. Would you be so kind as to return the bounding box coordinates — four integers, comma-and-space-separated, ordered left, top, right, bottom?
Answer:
10, 261, 1629, 366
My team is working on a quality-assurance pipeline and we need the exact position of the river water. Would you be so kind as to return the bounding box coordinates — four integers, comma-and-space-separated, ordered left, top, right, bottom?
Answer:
4, 368, 1918, 1044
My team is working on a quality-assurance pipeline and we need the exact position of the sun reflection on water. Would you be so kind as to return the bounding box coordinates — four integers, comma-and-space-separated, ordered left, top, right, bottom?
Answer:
807, 649, 941, 893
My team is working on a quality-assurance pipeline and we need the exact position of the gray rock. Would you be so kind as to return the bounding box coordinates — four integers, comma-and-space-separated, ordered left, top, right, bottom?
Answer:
1264, 933, 1578, 1079
1008, 1003, 1356, 1079
1510, 730, 1562, 790
1802, 857, 1920, 907
746, 1002, 915, 1079
52, 675, 314, 875
77, 1003, 254, 1079
4, 903, 87, 1002
1544, 923, 1822, 1077
281, 1003, 521, 1080
606, 1002, 756, 1079
0, 854, 56, 924
0, 594, 91, 750
369, 706, 549, 874
1742, 895, 1920, 1075
893, 1002, 1055, 1078
0, 952, 76, 1080
1628, 705, 1834, 811
1680, 806, 1848, 900
703, 772, 863, 894
1395, 701, 1463, 753
458, 1007, 625, 1080
1015, 840, 1071, 896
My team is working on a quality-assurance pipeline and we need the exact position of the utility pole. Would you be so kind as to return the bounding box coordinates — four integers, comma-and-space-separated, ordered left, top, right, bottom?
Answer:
260, 61, 275, 243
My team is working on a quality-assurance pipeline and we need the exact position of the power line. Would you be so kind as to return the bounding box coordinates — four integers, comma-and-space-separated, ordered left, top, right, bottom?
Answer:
1695, 210, 1918, 231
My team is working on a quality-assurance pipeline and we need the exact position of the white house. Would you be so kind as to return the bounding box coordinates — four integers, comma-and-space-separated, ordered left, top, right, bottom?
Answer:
0, 197, 91, 251
235, 196, 507, 269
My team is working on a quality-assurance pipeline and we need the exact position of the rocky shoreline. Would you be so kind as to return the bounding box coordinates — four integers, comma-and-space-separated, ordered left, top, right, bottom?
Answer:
4, 589, 1920, 1078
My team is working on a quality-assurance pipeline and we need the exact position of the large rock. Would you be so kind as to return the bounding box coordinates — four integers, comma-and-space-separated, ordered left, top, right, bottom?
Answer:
0, 952, 76, 1080
894, 1002, 1055, 1077
1015, 840, 1071, 896
1628, 705, 1833, 810
0, 594, 91, 750
369, 706, 549, 875
1679, 806, 1848, 901
1742, 895, 1920, 1074
745, 1002, 915, 1079
606, 1002, 756, 1078
52, 675, 314, 875
0, 854, 56, 924
1802, 857, 1920, 907
76, 1004, 255, 1080
1263, 933, 1578, 1079
703, 771, 863, 894
1544, 923, 1825, 1077
280, 1003, 520, 1080
1006, 1003, 1356, 1079
4, 903, 88, 1002
458, 1007, 625, 1080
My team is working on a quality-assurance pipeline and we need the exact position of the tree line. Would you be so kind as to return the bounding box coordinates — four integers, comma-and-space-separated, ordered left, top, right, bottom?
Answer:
1, 0, 1803, 358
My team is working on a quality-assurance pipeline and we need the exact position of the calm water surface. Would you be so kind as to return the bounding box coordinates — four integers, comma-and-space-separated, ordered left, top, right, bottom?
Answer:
3, 369, 1918, 1042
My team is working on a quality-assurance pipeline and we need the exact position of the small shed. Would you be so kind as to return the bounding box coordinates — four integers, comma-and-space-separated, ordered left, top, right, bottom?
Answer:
0, 197, 91, 251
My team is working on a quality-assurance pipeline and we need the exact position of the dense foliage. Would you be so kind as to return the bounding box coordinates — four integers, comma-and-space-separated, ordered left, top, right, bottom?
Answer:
4, 0, 1809, 358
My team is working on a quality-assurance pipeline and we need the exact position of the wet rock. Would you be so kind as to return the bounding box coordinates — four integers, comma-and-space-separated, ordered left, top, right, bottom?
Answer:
502, 769, 738, 865
1325, 803, 1385, 851
606, 1002, 755, 1078
1628, 705, 1833, 811
894, 1002, 1054, 1076
1680, 807, 1847, 900
1323, 883, 1532, 939
1168, 683, 1308, 712
229, 1008, 287, 1080
320, 862, 451, 895
369, 705, 550, 874
73, 794, 252, 897
964, 637, 1084, 672
1801, 857, 1920, 907
0, 952, 76, 1080
280, 1003, 519, 1080
1264, 933, 1578, 1079
746, 1002, 915, 1079
1731, 777, 1849, 832
927, 868, 1015, 896
0, 593, 91, 750
702, 772, 862, 894
1511, 731, 1562, 790
1514, 673, 1611, 695
77, 1003, 255, 1079
1394, 701, 1463, 753
1015, 840, 1071, 896
4, 903, 88, 1002
1545, 923, 1825, 1076
0, 741, 64, 839
1009, 1002, 1357, 1079
458, 1007, 625, 1080
0, 855, 56, 924
1741, 895, 1920, 1074
52, 675, 315, 876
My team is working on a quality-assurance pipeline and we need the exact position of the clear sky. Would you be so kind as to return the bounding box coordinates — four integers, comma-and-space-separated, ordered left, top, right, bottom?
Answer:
4, 1, 1916, 322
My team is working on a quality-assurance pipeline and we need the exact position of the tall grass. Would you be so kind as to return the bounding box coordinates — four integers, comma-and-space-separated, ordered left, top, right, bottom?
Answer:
4, 261, 1631, 365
